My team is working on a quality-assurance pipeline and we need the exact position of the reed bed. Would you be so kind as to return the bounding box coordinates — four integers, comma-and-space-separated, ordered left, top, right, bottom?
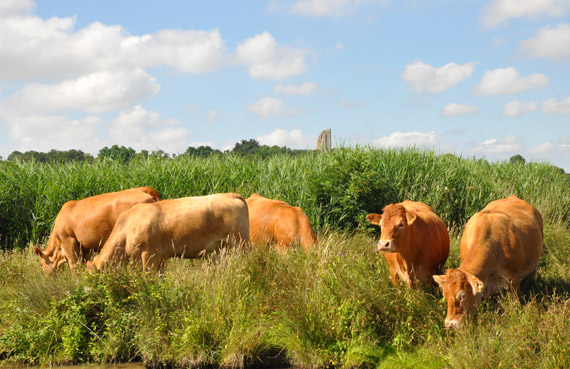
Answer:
1, 147, 568, 249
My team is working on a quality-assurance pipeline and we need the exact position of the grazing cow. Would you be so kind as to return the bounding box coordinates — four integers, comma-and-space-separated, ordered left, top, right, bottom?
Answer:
87, 193, 250, 272
366, 200, 449, 287
246, 193, 316, 252
433, 195, 543, 328
33, 187, 161, 276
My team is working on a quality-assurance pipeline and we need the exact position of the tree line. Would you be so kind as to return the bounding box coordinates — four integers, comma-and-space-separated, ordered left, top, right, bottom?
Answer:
3, 139, 310, 164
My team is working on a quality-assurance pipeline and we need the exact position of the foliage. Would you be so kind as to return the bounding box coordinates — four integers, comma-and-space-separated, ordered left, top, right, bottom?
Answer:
6, 149, 93, 163
98, 145, 136, 163
509, 154, 526, 165
1, 147, 569, 249
0, 224, 569, 368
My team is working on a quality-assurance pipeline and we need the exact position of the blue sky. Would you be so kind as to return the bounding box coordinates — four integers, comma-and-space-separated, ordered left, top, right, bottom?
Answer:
0, 0, 569, 170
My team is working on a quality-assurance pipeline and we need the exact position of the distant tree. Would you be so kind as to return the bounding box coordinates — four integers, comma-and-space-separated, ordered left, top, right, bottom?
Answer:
6, 149, 91, 163
509, 154, 526, 165
98, 145, 136, 163
185, 145, 221, 158
231, 139, 261, 156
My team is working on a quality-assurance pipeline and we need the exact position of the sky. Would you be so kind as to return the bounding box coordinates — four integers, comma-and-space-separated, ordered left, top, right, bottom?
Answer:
0, 0, 569, 171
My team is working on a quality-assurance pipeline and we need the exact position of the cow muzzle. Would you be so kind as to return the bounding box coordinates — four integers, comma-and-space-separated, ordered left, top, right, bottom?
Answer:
444, 318, 462, 329
377, 239, 396, 252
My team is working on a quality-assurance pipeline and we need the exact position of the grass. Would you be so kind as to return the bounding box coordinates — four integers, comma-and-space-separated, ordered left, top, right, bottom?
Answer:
0, 147, 569, 368
0, 223, 569, 368
1, 147, 568, 249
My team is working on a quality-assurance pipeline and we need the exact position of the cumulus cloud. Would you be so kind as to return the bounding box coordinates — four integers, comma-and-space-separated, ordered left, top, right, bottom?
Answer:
528, 136, 570, 156
519, 23, 570, 61
442, 103, 478, 116
247, 97, 286, 119
1, 69, 160, 114
373, 131, 439, 148
0, 0, 35, 17
481, 0, 570, 28
542, 96, 570, 114
0, 14, 226, 80
502, 100, 538, 117
109, 105, 191, 152
472, 135, 524, 156
402, 60, 477, 94
236, 31, 308, 80
4, 114, 105, 155
472, 67, 549, 96
274, 82, 317, 95
256, 128, 315, 148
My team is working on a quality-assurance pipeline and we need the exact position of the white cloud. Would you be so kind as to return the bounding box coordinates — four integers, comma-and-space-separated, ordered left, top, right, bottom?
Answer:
472, 67, 549, 96
256, 128, 315, 148
0, 14, 226, 80
502, 100, 538, 117
481, 0, 570, 28
207, 110, 219, 122
442, 103, 478, 116
402, 60, 477, 93
0, 0, 35, 17
542, 96, 570, 114
109, 105, 191, 152
528, 137, 570, 156
274, 82, 317, 95
519, 23, 570, 61
247, 97, 286, 119
269, 0, 389, 18
1, 68, 160, 114
4, 114, 105, 155
236, 31, 308, 80
373, 131, 439, 148
472, 135, 524, 156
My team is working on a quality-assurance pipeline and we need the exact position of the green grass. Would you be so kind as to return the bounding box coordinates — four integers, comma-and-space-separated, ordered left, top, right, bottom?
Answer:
0, 224, 568, 368
0, 147, 569, 368
1, 147, 568, 249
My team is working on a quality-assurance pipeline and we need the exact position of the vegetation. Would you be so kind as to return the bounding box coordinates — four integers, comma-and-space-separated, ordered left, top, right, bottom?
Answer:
0, 147, 569, 368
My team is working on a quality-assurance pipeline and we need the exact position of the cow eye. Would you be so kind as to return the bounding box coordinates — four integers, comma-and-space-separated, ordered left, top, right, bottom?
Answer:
456, 291, 466, 302
397, 221, 404, 228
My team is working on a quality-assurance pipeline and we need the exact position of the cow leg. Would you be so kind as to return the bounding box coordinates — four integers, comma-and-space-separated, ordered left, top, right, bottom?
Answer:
60, 237, 80, 275
388, 265, 400, 285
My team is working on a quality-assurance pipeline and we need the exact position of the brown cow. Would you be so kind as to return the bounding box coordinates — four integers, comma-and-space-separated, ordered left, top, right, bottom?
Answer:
366, 200, 450, 287
246, 193, 316, 252
433, 195, 543, 328
33, 186, 161, 276
87, 193, 250, 272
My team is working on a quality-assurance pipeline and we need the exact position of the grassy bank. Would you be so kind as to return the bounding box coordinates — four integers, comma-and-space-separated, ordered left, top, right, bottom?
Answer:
1, 147, 569, 368
1, 147, 568, 249
1, 224, 569, 368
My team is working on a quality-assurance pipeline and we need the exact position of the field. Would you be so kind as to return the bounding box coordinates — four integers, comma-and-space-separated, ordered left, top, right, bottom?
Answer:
0, 147, 569, 368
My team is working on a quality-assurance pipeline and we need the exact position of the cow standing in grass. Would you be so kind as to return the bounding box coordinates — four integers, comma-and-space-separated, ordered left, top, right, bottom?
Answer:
434, 195, 543, 328
87, 193, 250, 272
246, 193, 316, 252
34, 186, 161, 276
366, 200, 449, 287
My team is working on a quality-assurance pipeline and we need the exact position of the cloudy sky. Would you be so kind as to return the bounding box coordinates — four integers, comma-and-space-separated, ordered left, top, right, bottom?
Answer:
0, 0, 569, 170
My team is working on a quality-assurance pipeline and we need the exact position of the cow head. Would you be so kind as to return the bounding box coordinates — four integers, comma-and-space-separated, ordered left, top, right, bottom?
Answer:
366, 204, 417, 253
33, 246, 66, 276
433, 269, 484, 328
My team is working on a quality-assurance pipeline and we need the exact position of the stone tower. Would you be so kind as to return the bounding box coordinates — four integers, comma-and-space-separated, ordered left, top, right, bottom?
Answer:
316, 129, 331, 152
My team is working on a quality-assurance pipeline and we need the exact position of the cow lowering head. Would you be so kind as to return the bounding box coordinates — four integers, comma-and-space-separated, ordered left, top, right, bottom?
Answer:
33, 245, 67, 276
366, 204, 417, 253
433, 269, 484, 328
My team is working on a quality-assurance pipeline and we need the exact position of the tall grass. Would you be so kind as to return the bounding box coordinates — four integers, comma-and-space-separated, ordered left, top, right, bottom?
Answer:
1, 147, 568, 249
1, 224, 568, 368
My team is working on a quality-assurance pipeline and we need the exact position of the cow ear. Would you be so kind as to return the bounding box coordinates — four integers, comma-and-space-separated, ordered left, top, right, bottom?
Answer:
33, 246, 45, 258
465, 272, 484, 295
366, 213, 382, 226
433, 275, 446, 289
406, 211, 417, 225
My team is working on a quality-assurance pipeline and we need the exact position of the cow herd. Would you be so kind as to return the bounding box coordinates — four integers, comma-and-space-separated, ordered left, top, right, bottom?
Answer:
33, 187, 543, 328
